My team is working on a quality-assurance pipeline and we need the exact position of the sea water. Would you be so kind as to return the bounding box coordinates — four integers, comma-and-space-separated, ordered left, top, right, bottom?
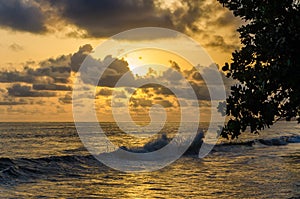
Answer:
0, 121, 299, 198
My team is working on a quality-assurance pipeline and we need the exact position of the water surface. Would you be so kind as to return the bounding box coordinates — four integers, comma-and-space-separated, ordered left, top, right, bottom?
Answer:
0, 122, 299, 198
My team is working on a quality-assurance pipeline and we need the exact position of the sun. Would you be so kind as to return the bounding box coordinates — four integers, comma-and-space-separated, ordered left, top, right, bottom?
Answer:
124, 55, 150, 76
122, 49, 193, 77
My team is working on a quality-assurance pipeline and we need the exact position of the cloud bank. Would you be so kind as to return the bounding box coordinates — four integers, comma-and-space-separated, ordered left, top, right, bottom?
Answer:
0, 0, 242, 52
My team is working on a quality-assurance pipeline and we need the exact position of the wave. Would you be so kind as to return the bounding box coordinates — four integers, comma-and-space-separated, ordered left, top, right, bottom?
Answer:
0, 155, 105, 185
1, 134, 299, 185
119, 133, 300, 154
227, 135, 300, 146
212, 135, 300, 153
115, 132, 204, 156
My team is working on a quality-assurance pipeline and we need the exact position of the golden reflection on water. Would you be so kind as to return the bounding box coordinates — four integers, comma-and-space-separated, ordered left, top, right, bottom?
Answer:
3, 148, 299, 199
0, 122, 299, 198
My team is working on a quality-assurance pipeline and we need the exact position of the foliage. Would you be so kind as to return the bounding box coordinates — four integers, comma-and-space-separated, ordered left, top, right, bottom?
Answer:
217, 0, 300, 139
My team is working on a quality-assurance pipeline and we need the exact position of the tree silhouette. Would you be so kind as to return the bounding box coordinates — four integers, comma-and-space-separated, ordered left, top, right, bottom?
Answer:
218, 0, 300, 139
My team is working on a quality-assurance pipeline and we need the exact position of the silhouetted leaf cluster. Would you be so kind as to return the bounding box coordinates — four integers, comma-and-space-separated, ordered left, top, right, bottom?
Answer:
218, 0, 300, 139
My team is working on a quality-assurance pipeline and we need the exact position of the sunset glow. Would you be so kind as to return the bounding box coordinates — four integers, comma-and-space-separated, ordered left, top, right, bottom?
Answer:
0, 0, 241, 122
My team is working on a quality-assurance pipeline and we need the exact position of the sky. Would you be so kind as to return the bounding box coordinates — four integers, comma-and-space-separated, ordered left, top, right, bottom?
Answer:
0, 0, 243, 122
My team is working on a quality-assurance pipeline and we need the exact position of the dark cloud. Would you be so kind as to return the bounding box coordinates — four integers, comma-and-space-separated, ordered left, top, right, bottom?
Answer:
70, 44, 93, 72
190, 82, 211, 101
80, 54, 135, 88
40, 54, 71, 68
161, 68, 184, 85
185, 65, 236, 98
0, 99, 28, 106
97, 88, 113, 96
0, 70, 35, 83
59, 93, 72, 104
144, 63, 235, 101
192, 71, 203, 81
33, 84, 72, 91
130, 97, 175, 109
0, 0, 244, 55
49, 0, 174, 37
210, 11, 238, 27
52, 77, 70, 84
151, 82, 211, 101
29, 66, 71, 77
130, 98, 153, 108
99, 57, 134, 87
0, 45, 97, 106
71, 45, 236, 102
0, 65, 71, 86
112, 27, 179, 41
166, 0, 204, 33
154, 86, 174, 96
169, 60, 181, 72
185, 64, 236, 92
0, 42, 236, 109
27, 65, 71, 84
0, 51, 71, 85
154, 97, 163, 100
79, 58, 231, 102
98, 89, 127, 99
156, 100, 174, 108
42, 0, 218, 38
0, 0, 46, 33
205, 35, 239, 52
7, 84, 56, 97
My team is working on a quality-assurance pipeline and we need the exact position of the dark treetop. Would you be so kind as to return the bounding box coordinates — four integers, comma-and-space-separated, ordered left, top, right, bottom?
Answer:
217, 0, 300, 139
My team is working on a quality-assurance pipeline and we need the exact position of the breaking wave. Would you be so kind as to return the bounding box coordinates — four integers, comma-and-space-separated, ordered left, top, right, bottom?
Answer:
0, 155, 105, 185
1, 134, 299, 185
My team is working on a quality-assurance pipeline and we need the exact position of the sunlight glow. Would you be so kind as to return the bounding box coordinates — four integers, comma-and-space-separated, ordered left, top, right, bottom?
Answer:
122, 49, 194, 76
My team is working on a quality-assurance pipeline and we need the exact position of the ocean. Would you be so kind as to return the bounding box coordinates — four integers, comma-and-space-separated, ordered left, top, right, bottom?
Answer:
0, 121, 299, 198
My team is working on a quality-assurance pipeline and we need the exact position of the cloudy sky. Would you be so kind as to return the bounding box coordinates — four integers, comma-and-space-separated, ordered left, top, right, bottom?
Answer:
0, 0, 242, 122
